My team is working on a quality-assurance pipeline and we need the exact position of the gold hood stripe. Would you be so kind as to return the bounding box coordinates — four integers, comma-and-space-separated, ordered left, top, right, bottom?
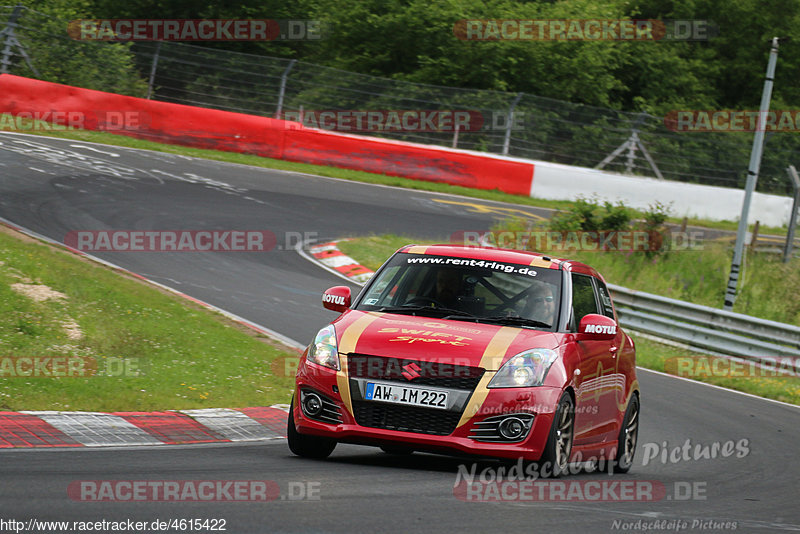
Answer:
337, 312, 383, 417
457, 326, 521, 428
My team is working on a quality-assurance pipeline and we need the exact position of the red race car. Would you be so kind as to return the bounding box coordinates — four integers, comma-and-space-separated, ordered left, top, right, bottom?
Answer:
288, 245, 639, 476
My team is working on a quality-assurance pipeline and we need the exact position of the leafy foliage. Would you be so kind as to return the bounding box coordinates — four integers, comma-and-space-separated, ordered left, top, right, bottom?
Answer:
549, 196, 632, 232
6, 0, 147, 95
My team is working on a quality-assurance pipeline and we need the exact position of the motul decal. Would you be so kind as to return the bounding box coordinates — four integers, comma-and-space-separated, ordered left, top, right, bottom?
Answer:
323, 293, 346, 306
585, 324, 617, 334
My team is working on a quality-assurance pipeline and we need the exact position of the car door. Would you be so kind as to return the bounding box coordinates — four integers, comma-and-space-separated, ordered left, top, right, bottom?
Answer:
570, 273, 620, 445
594, 278, 627, 415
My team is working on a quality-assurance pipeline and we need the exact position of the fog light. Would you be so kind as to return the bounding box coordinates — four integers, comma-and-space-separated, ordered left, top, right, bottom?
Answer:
498, 417, 525, 440
302, 392, 323, 416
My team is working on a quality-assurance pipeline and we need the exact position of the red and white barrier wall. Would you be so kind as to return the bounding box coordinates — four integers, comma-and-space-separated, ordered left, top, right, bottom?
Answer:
0, 74, 534, 195
0, 74, 792, 226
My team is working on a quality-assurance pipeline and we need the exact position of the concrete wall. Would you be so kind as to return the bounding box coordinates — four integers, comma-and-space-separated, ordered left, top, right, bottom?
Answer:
529, 159, 791, 227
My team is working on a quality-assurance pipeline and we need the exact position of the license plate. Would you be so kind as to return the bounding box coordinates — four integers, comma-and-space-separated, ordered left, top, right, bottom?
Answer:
365, 382, 449, 410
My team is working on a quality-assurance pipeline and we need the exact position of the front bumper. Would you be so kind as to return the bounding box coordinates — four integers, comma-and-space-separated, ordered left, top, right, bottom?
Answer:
294, 358, 563, 461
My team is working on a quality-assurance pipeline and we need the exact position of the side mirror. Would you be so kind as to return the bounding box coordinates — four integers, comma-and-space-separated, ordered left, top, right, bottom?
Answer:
322, 286, 351, 313
578, 313, 618, 340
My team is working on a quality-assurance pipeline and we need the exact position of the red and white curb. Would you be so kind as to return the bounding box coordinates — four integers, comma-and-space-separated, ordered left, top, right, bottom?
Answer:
306, 240, 374, 286
0, 406, 289, 448
0, 218, 305, 449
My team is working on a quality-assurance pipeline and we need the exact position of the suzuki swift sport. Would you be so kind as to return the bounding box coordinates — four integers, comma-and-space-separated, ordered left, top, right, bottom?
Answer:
288, 245, 640, 476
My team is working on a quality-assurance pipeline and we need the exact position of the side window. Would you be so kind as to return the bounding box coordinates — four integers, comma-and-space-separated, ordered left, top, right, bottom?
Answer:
361, 265, 400, 305
595, 280, 615, 318
571, 273, 600, 327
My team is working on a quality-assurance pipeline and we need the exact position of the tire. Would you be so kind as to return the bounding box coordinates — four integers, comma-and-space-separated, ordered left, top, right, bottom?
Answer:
613, 394, 640, 473
380, 445, 414, 455
287, 397, 337, 459
538, 393, 575, 478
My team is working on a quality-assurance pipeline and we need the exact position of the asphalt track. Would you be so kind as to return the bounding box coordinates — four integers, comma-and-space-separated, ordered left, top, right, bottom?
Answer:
1, 132, 799, 533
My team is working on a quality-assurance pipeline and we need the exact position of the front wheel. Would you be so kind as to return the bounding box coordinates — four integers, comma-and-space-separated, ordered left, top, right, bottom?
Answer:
538, 393, 575, 478
613, 394, 640, 473
287, 397, 337, 459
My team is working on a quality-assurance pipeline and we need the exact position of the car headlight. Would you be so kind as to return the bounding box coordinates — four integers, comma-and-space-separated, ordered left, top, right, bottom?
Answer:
487, 349, 558, 388
307, 325, 340, 370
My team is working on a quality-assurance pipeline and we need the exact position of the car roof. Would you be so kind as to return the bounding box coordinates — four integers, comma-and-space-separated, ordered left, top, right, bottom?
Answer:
396, 244, 603, 279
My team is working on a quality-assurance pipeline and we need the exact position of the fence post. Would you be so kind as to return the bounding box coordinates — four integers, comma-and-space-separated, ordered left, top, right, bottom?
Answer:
145, 41, 162, 100
502, 93, 523, 155
749, 220, 760, 251
784, 165, 800, 262
274, 59, 297, 119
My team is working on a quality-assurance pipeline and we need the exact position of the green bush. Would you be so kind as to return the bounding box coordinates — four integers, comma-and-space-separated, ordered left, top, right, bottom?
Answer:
638, 201, 672, 257
549, 196, 631, 232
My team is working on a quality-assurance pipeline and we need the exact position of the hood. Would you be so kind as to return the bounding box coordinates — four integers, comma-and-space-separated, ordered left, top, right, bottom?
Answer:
331, 311, 560, 371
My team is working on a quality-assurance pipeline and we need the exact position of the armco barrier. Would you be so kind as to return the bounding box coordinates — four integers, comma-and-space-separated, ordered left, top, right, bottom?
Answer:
0, 74, 535, 195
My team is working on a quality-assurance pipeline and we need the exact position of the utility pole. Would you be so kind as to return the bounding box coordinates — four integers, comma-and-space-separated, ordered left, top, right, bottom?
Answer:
723, 37, 780, 311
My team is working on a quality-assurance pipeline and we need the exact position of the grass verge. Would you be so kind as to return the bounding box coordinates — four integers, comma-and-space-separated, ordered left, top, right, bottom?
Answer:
0, 225, 298, 412
337, 234, 800, 406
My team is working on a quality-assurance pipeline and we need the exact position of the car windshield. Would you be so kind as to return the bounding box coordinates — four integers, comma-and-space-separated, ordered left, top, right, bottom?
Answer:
355, 252, 562, 331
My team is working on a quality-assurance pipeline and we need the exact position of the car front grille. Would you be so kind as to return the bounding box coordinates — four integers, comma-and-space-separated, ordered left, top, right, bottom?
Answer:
352, 401, 462, 436
347, 354, 484, 390
347, 354, 484, 436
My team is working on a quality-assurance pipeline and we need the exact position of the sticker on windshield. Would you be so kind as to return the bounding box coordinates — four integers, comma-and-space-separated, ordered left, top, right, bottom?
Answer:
406, 256, 538, 276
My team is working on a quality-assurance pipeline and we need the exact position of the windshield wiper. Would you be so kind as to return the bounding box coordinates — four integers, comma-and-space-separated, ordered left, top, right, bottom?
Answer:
376, 305, 476, 318
376, 305, 432, 315
481, 315, 552, 329
433, 307, 476, 317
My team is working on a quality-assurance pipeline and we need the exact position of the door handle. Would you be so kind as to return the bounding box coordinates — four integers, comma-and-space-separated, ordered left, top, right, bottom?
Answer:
609, 346, 619, 354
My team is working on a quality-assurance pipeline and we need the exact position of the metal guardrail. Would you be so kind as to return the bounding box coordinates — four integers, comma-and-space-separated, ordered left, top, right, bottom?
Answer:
608, 284, 800, 360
